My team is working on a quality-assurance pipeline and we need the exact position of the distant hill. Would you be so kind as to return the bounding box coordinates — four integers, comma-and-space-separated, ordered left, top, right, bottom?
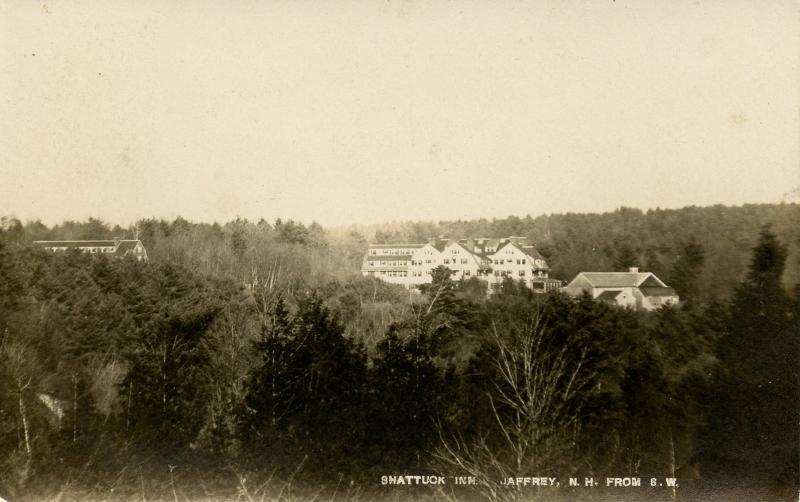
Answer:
336, 203, 800, 300
4, 203, 798, 302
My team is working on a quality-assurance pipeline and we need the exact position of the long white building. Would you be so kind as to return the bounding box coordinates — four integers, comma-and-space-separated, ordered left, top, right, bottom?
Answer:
361, 236, 561, 292
33, 239, 149, 262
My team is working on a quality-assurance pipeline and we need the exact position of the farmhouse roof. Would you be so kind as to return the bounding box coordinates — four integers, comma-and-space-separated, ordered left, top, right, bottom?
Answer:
578, 272, 660, 288
639, 287, 678, 297
596, 290, 623, 302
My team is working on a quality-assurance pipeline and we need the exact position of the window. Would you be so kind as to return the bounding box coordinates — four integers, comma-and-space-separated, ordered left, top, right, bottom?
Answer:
444, 259, 450, 264
461, 258, 468, 264
465, 270, 471, 276
521, 259, 526, 264
518, 270, 525, 277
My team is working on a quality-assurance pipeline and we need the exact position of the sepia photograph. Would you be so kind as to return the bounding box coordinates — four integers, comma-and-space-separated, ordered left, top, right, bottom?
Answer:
0, 1, 798, 500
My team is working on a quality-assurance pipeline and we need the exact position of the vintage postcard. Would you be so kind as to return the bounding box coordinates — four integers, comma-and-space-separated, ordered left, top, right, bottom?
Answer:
0, 1, 798, 501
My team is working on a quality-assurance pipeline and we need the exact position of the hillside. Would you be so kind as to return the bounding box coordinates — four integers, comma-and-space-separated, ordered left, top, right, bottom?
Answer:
335, 203, 800, 299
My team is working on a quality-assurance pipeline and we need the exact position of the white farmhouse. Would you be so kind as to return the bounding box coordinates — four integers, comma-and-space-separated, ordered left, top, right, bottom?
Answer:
562, 267, 679, 310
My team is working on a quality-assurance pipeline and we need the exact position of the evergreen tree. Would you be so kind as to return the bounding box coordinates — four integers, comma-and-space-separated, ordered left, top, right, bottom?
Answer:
363, 325, 444, 472
0, 243, 26, 320
703, 225, 798, 493
230, 227, 248, 259
613, 243, 639, 270
417, 266, 485, 365
240, 295, 367, 476
670, 237, 705, 302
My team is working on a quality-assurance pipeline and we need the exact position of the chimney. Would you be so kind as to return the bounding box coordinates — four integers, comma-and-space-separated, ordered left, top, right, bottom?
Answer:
628, 267, 639, 273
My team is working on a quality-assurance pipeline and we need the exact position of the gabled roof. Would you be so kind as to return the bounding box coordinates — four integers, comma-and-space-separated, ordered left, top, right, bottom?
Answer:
447, 237, 506, 256
443, 239, 476, 254
114, 240, 141, 256
640, 287, 677, 297
432, 239, 460, 252
596, 290, 623, 301
488, 241, 550, 268
577, 272, 667, 288
520, 245, 546, 261
493, 241, 513, 254
368, 243, 426, 249
34, 240, 117, 248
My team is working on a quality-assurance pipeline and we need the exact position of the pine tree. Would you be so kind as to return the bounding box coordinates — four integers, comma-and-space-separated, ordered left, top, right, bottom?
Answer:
364, 325, 444, 471
240, 295, 368, 475
704, 225, 797, 492
613, 243, 639, 270
669, 237, 705, 303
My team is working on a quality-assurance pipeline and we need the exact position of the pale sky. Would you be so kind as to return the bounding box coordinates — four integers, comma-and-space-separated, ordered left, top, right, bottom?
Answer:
1, 0, 798, 227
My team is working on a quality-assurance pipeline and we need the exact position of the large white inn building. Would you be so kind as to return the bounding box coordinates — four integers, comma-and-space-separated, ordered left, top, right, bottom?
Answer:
361, 237, 562, 293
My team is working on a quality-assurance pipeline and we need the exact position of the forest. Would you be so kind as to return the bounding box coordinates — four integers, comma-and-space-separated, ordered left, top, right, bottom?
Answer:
0, 203, 797, 501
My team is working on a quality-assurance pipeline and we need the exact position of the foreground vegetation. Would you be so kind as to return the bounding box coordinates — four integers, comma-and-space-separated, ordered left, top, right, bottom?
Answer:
0, 206, 797, 501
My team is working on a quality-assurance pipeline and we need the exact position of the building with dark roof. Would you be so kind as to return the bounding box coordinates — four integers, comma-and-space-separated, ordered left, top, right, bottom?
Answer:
562, 267, 678, 310
33, 239, 148, 262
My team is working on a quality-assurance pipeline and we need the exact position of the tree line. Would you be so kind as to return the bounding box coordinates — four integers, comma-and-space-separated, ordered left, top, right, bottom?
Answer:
350, 203, 800, 300
0, 211, 797, 500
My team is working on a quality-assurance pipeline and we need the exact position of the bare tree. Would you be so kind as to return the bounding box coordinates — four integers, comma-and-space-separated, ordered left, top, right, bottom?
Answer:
0, 328, 43, 488
434, 312, 598, 502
